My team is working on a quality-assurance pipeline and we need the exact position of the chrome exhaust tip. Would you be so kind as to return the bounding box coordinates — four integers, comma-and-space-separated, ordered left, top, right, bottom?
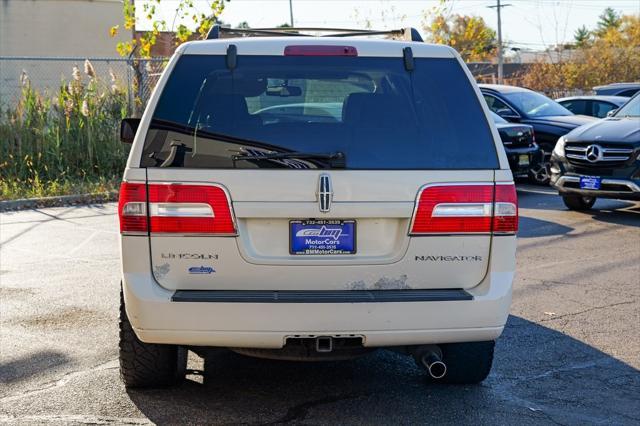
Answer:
416, 348, 447, 379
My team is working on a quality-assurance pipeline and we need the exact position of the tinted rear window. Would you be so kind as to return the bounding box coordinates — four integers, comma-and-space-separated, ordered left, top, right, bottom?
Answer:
141, 54, 498, 169
559, 99, 588, 115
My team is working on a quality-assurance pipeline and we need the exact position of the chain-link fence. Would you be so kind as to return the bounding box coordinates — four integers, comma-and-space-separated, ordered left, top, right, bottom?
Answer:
0, 57, 593, 115
0, 56, 169, 115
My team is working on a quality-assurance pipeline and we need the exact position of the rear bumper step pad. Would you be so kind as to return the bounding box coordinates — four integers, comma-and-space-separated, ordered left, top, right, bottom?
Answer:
171, 289, 473, 303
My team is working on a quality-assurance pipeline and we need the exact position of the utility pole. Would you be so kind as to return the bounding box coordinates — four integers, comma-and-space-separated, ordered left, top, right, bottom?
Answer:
488, 0, 511, 84
289, 0, 294, 27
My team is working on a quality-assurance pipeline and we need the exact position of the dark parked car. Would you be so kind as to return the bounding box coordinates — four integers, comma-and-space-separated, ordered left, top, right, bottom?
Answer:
556, 95, 628, 118
490, 112, 543, 179
593, 82, 640, 98
550, 92, 640, 210
480, 84, 595, 184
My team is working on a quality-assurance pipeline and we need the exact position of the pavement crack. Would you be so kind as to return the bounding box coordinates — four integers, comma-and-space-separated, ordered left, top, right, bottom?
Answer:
263, 394, 364, 425
540, 300, 635, 322
0, 359, 118, 403
536, 410, 570, 426
5, 246, 117, 264
525, 360, 606, 381
537, 279, 639, 293
491, 358, 640, 424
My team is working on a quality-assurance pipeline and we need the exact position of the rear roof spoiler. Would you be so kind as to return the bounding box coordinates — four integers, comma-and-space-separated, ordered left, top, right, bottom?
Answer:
206, 26, 423, 42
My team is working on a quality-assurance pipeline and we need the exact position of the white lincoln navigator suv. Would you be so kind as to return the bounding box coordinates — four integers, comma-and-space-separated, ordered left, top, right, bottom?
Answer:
117, 27, 517, 387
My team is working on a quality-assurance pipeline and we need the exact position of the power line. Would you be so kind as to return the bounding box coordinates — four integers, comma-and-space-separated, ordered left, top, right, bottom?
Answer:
515, 0, 638, 8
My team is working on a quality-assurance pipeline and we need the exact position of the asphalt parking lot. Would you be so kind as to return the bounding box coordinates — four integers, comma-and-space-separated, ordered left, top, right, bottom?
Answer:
1, 184, 639, 425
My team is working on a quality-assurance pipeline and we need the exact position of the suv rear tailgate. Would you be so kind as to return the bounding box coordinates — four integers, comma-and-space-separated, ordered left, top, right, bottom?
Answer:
146, 169, 494, 291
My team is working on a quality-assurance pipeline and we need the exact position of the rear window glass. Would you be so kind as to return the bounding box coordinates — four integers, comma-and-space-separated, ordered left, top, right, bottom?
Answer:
618, 89, 639, 97
560, 99, 588, 115
502, 91, 572, 118
141, 54, 498, 169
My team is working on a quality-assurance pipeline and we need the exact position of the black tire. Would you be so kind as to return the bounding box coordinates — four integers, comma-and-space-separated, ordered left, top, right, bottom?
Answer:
562, 194, 596, 211
528, 154, 551, 185
431, 341, 495, 384
119, 289, 187, 388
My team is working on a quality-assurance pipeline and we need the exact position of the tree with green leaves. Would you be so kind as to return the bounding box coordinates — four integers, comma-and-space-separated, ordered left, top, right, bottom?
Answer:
573, 25, 591, 48
596, 7, 621, 37
522, 13, 640, 94
111, 0, 226, 57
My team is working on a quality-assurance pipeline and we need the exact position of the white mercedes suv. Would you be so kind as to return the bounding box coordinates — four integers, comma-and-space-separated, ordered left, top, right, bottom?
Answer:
117, 27, 517, 387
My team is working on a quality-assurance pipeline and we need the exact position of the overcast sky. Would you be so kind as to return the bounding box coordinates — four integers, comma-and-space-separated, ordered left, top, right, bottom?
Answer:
136, 0, 640, 50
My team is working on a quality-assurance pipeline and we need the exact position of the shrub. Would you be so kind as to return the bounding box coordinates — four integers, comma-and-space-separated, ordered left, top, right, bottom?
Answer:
521, 15, 640, 95
0, 60, 130, 199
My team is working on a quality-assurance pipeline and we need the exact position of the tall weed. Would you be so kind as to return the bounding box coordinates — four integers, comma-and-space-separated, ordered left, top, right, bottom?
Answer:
0, 60, 129, 199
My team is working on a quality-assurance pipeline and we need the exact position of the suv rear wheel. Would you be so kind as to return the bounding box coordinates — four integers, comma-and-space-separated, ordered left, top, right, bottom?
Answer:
425, 341, 495, 384
119, 289, 187, 388
562, 194, 596, 211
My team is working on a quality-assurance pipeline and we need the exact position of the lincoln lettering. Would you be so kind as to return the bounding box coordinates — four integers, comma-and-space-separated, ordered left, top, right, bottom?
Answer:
161, 253, 219, 260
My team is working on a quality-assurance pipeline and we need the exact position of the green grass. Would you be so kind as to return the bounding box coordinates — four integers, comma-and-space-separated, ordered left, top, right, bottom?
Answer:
0, 176, 120, 201
0, 61, 130, 201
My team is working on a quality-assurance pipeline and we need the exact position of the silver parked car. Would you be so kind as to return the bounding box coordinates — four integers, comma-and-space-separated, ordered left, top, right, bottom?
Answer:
556, 95, 628, 118
592, 82, 640, 98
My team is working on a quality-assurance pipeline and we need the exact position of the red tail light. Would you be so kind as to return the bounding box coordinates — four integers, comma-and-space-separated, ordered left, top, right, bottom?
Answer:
118, 183, 236, 235
148, 184, 236, 234
284, 45, 358, 56
409, 183, 518, 235
493, 183, 518, 234
118, 182, 148, 234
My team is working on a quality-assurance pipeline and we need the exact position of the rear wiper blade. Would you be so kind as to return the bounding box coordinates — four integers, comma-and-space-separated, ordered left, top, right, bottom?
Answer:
232, 151, 345, 164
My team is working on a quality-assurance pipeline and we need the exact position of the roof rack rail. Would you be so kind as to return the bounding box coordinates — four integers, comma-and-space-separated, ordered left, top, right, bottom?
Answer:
206, 26, 423, 42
